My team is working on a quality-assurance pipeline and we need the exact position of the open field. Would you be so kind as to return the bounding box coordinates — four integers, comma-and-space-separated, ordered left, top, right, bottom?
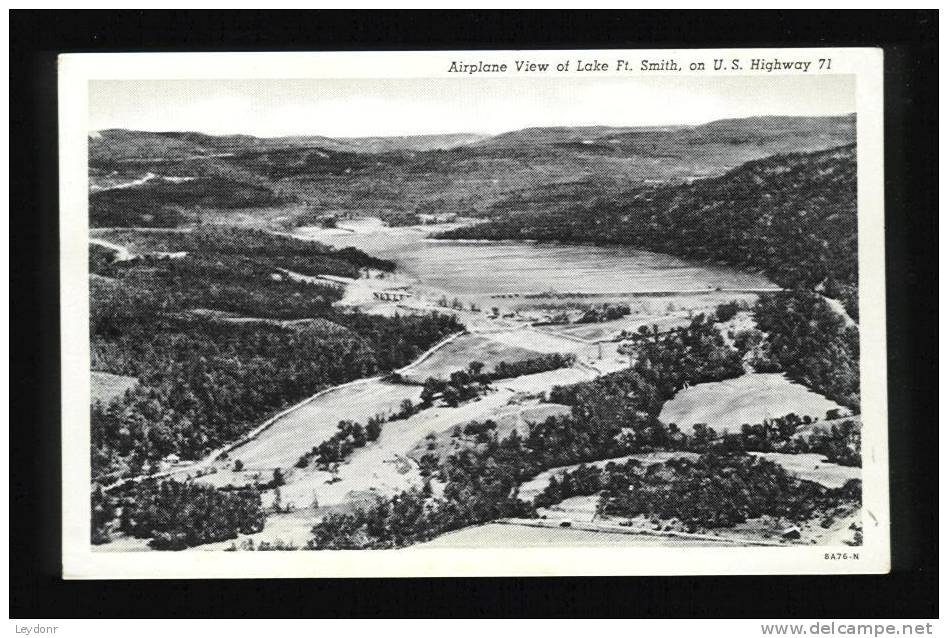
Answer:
488, 327, 593, 354
658, 373, 848, 434
186, 367, 597, 551
225, 380, 423, 470
548, 312, 696, 342
398, 333, 545, 382
751, 452, 860, 489
90, 371, 138, 404
270, 366, 598, 508
406, 401, 573, 464
415, 520, 734, 548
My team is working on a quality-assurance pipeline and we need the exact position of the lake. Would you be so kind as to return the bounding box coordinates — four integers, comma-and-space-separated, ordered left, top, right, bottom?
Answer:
295, 219, 775, 298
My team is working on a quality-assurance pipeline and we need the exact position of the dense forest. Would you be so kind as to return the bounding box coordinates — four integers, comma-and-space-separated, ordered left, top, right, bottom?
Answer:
753, 291, 861, 410
107, 480, 265, 549
437, 145, 859, 318
90, 175, 288, 227
90, 228, 461, 481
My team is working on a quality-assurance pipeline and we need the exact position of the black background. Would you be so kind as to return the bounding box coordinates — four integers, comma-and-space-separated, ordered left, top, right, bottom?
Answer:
10, 10, 938, 618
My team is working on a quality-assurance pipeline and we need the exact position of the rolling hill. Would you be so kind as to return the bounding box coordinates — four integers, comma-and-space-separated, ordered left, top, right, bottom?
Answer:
87, 115, 855, 229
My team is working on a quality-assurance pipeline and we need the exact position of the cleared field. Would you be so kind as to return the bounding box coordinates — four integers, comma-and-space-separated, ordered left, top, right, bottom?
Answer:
399, 333, 544, 382
226, 379, 423, 470
416, 521, 725, 548
266, 384, 525, 509
752, 453, 860, 489
407, 401, 573, 464
658, 373, 848, 434
489, 327, 593, 355
235, 368, 597, 515
90, 371, 138, 404
548, 312, 695, 342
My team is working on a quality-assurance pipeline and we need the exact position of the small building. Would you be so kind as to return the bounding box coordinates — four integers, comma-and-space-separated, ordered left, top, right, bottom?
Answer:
781, 525, 802, 540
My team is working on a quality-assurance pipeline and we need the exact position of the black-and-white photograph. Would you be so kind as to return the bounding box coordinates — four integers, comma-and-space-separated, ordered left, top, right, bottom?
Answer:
56, 49, 890, 577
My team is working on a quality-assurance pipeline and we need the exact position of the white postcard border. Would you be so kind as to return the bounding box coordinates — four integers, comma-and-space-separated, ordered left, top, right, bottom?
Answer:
59, 47, 888, 578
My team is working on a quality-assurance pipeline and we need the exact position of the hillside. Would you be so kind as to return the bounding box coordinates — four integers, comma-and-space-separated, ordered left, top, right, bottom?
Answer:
89, 226, 462, 481
88, 115, 855, 228
439, 145, 859, 318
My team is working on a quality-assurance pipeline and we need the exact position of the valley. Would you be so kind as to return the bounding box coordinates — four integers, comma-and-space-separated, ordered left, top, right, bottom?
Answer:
87, 115, 863, 552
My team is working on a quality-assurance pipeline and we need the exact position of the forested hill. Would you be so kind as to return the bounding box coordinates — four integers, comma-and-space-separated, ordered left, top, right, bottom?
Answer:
89, 227, 462, 481
438, 145, 858, 318
88, 115, 854, 229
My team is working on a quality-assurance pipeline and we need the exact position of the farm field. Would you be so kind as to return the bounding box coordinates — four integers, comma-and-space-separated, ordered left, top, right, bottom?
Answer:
187, 368, 597, 551
225, 379, 423, 470
750, 452, 860, 489
658, 373, 848, 434
90, 371, 138, 404
268, 366, 597, 509
406, 401, 573, 464
398, 332, 545, 382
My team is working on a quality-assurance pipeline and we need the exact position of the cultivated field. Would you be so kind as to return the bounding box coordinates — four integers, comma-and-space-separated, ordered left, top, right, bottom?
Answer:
406, 401, 573, 464
398, 333, 545, 382
750, 452, 860, 489
658, 373, 848, 434
548, 312, 696, 342
225, 379, 423, 470
90, 371, 138, 404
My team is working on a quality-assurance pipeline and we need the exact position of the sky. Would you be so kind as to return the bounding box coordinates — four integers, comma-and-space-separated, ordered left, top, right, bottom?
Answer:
89, 75, 855, 138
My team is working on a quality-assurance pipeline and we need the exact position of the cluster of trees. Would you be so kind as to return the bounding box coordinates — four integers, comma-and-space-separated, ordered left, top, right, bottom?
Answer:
552, 314, 743, 421
295, 415, 386, 468
379, 210, 423, 227
416, 354, 576, 408
90, 228, 462, 481
575, 303, 631, 324
309, 434, 538, 549
95, 479, 265, 549
536, 453, 862, 531
661, 414, 860, 468
438, 145, 859, 319
419, 369, 488, 408
753, 291, 860, 411
795, 419, 861, 467
486, 354, 576, 381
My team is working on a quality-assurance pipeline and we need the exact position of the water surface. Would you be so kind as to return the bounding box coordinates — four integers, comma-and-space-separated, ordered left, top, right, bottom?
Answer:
296, 220, 774, 297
